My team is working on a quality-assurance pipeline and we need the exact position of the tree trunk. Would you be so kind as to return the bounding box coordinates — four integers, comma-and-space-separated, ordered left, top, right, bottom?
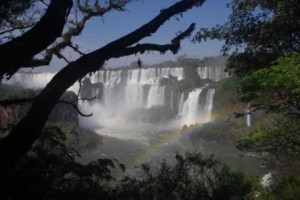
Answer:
0, 0, 73, 78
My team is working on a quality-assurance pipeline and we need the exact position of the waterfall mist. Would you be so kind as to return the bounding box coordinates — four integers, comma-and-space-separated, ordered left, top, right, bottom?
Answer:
2, 63, 264, 175
78, 65, 225, 134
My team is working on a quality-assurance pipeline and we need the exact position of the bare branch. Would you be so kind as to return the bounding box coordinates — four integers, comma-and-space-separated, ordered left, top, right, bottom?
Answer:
69, 44, 86, 56
41, 0, 136, 69
55, 52, 71, 64
117, 23, 196, 57
58, 100, 93, 117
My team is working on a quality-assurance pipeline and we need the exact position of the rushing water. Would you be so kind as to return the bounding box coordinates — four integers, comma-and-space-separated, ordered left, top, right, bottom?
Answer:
5, 66, 262, 177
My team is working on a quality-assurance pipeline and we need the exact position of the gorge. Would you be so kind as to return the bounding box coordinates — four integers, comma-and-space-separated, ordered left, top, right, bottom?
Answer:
3, 59, 262, 175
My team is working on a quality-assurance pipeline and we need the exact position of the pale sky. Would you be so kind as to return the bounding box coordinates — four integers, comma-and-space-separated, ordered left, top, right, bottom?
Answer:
44, 0, 231, 72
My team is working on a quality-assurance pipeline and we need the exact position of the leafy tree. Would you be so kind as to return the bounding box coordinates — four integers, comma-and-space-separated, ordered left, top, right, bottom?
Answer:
234, 54, 300, 168
241, 53, 300, 117
0, 0, 206, 174
194, 0, 300, 76
194, 1, 300, 196
194, 0, 300, 161
234, 114, 300, 163
0, 125, 124, 200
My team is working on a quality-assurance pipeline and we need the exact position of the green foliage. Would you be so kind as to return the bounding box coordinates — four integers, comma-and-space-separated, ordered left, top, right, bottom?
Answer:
1, 125, 122, 200
114, 152, 254, 200
234, 114, 300, 162
212, 77, 246, 116
1, 126, 259, 199
189, 116, 246, 143
241, 53, 300, 116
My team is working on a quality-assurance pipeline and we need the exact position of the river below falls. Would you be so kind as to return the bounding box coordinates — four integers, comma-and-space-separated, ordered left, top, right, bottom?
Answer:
80, 122, 265, 178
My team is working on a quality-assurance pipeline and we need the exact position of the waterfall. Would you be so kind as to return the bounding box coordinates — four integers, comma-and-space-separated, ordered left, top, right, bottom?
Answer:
4, 66, 219, 128
178, 93, 185, 117
4, 72, 79, 92
170, 91, 174, 110
197, 66, 228, 81
246, 105, 251, 127
146, 86, 165, 108
203, 89, 215, 122
197, 67, 209, 79
179, 88, 203, 125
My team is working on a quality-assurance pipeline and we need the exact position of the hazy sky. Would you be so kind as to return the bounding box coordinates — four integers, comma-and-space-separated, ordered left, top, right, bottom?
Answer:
45, 0, 231, 71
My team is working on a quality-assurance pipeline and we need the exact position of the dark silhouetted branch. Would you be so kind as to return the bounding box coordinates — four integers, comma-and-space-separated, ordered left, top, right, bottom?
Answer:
0, 0, 205, 177
58, 100, 92, 117
0, 0, 73, 79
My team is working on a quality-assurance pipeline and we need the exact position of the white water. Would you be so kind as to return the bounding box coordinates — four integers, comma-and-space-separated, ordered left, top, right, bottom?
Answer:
146, 86, 165, 108
203, 88, 215, 122
179, 88, 203, 125
2, 68, 264, 176
197, 65, 229, 81
81, 67, 212, 127
4, 67, 222, 127
246, 105, 251, 127
3, 72, 79, 92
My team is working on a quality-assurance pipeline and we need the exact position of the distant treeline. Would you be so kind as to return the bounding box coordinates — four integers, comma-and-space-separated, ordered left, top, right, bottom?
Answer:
109, 55, 227, 69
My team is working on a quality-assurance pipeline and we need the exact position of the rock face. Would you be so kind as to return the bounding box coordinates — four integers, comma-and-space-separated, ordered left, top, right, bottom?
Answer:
48, 92, 79, 124
0, 88, 102, 151
0, 91, 79, 128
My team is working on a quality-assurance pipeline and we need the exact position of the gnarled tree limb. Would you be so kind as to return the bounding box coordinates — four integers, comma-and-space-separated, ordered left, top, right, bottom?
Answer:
0, 0, 205, 176
0, 0, 73, 79
3, 0, 137, 75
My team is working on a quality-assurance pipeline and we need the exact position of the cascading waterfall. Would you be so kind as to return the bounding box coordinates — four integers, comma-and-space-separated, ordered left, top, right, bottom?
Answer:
146, 86, 165, 108
197, 65, 228, 82
178, 93, 185, 115
203, 88, 215, 122
170, 91, 174, 110
179, 88, 203, 125
4, 65, 227, 128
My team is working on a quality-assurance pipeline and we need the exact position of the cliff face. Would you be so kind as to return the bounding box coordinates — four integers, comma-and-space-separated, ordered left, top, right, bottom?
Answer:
48, 92, 79, 124
0, 90, 78, 129
0, 104, 30, 128
0, 88, 102, 151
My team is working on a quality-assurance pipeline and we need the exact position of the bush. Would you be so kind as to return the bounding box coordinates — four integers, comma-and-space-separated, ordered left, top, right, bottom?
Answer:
114, 152, 254, 200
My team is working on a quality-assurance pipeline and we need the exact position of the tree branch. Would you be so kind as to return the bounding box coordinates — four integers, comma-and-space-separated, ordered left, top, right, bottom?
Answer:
0, 0, 73, 79
0, 0, 205, 175
117, 23, 196, 57
58, 100, 93, 117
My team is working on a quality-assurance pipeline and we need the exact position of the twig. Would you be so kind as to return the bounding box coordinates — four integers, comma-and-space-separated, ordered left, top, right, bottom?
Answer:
58, 100, 93, 117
